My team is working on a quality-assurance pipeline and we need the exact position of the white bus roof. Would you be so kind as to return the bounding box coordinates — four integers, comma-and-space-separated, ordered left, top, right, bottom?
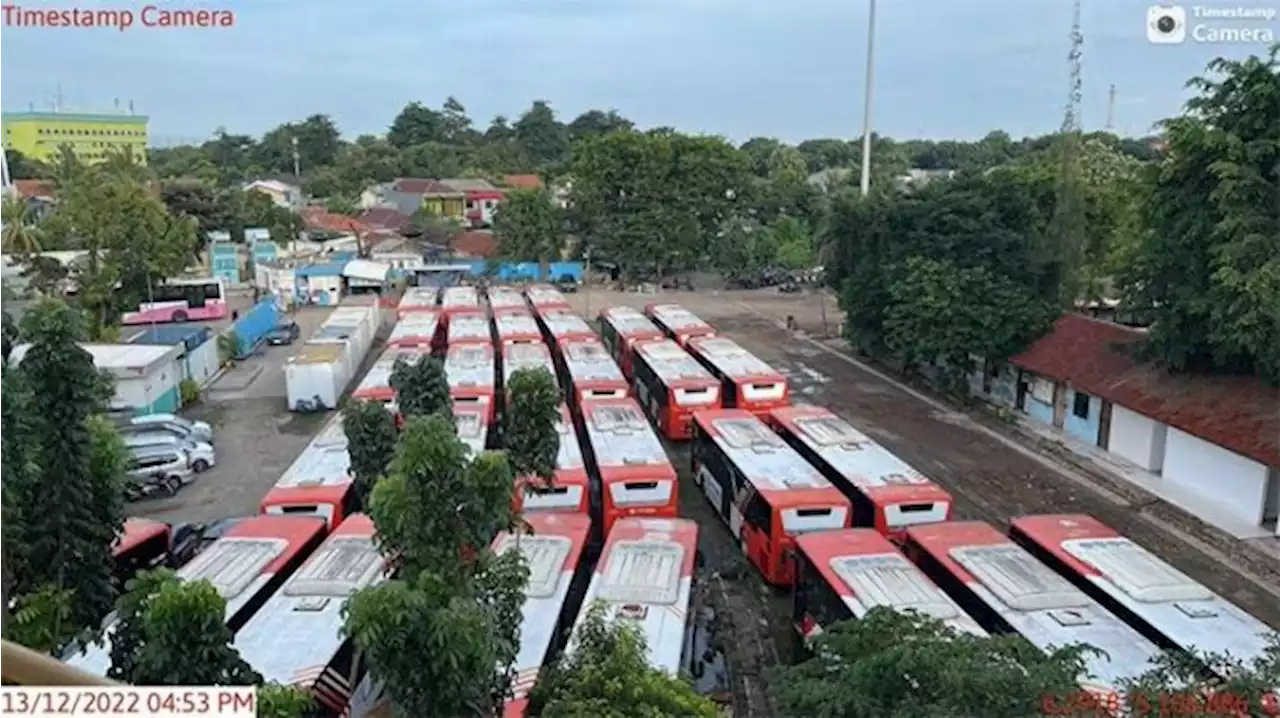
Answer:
557, 410, 584, 470
690, 337, 780, 379
486, 286, 525, 310
503, 343, 556, 385
495, 312, 540, 339
604, 307, 662, 335
398, 286, 438, 308
648, 304, 709, 331
311, 414, 348, 449
454, 409, 488, 456
1014, 515, 1276, 665
235, 520, 388, 686
564, 341, 625, 382
448, 314, 491, 342
445, 345, 495, 389
700, 413, 833, 494
358, 349, 429, 394
582, 402, 669, 469
275, 444, 351, 489
636, 340, 716, 384
573, 518, 696, 676
526, 285, 567, 305
541, 311, 593, 337
388, 313, 438, 341
441, 286, 479, 308
914, 524, 1162, 692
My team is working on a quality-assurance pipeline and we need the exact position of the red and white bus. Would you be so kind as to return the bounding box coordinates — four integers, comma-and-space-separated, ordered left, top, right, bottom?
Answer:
486, 285, 526, 314
536, 309, 597, 352
260, 415, 358, 529
445, 343, 497, 422
579, 397, 679, 535
112, 518, 173, 587
503, 342, 558, 395
446, 311, 493, 347
353, 347, 433, 407
495, 311, 543, 347
396, 286, 439, 320
70, 515, 328, 676
494, 512, 593, 718
515, 405, 590, 516
440, 285, 481, 315
1010, 514, 1277, 674
453, 403, 491, 457
568, 517, 699, 677
598, 306, 665, 379
525, 284, 571, 313
903, 521, 1162, 702
688, 336, 789, 415
691, 409, 851, 587
770, 406, 952, 540
631, 339, 721, 440
236, 514, 390, 718
121, 276, 229, 325
387, 311, 440, 351
792, 529, 985, 652
644, 303, 715, 348
561, 338, 629, 405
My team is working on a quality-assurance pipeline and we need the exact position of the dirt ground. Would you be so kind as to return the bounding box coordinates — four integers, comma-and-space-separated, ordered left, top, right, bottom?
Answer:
570, 286, 1280, 718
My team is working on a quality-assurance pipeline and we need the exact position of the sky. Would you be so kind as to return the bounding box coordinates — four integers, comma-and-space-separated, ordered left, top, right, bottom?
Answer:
2, 0, 1277, 146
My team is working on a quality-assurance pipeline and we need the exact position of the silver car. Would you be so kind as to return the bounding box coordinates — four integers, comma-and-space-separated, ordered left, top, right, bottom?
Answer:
120, 413, 214, 445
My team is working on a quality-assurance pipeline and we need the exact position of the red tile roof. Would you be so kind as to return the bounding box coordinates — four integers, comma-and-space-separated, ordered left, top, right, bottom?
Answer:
1011, 314, 1279, 466
300, 207, 369, 234
450, 230, 496, 258
358, 208, 411, 232
502, 174, 544, 190
391, 178, 462, 196
13, 180, 55, 200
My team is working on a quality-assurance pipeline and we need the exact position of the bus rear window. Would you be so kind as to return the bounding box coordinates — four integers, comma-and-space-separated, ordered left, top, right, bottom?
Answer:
625, 481, 658, 490
796, 508, 832, 517
282, 505, 319, 514
532, 486, 570, 496
900, 503, 935, 513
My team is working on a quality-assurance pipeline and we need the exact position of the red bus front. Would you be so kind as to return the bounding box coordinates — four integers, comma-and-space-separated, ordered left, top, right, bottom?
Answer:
387, 311, 440, 351
525, 284, 571, 312
644, 303, 716, 348
514, 406, 590, 516
494, 311, 542, 347
632, 338, 721, 440
446, 343, 497, 422
113, 518, 172, 584
598, 306, 665, 379
580, 397, 679, 535
260, 481, 355, 530
688, 335, 790, 416
537, 309, 597, 354
561, 339, 629, 406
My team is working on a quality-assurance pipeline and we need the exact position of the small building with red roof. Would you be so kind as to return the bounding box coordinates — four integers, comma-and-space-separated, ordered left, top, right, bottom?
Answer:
999, 314, 1278, 535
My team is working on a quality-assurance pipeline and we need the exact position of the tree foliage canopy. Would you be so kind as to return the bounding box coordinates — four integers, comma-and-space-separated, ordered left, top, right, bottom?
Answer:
342, 399, 399, 506
389, 356, 453, 424
493, 188, 564, 264
503, 367, 561, 483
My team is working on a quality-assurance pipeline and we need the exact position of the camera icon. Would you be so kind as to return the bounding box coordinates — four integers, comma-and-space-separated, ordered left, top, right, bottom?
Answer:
1147, 4, 1187, 43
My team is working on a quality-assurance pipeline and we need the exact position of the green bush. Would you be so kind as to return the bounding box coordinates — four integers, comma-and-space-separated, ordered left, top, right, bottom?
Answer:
179, 379, 200, 406
216, 330, 239, 365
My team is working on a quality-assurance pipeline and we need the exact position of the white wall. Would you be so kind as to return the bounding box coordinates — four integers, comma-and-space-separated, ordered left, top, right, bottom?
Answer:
114, 375, 151, 408
187, 339, 221, 386
1107, 405, 1168, 472
1163, 427, 1271, 526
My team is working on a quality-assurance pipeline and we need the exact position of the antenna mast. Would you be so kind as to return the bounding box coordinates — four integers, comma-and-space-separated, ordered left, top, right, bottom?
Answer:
1048, 0, 1087, 308
1105, 84, 1116, 131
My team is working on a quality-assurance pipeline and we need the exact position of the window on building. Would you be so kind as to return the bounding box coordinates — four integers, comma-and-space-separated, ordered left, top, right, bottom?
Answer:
1072, 391, 1091, 419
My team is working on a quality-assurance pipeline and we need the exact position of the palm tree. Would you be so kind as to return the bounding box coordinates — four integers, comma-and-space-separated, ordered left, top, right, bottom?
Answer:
49, 145, 82, 187
1, 196, 41, 254
100, 146, 153, 185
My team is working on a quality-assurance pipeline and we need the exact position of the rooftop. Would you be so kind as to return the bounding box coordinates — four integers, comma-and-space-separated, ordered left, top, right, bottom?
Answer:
2, 111, 148, 124
502, 174, 544, 190
450, 231, 496, 258
1010, 314, 1280, 466
391, 178, 462, 196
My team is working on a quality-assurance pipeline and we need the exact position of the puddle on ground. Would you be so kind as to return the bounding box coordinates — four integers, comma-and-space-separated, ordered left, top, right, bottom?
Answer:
280, 411, 331, 435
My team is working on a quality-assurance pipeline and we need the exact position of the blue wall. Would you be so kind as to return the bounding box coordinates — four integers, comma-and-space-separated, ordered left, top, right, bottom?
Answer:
137, 385, 181, 415
1024, 394, 1055, 426
439, 260, 585, 280
124, 325, 212, 353
210, 241, 240, 284
1063, 387, 1103, 444
230, 298, 282, 355
252, 241, 278, 263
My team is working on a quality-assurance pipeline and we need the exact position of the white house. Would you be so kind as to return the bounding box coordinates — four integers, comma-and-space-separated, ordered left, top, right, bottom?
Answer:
244, 179, 303, 210
9, 342, 184, 415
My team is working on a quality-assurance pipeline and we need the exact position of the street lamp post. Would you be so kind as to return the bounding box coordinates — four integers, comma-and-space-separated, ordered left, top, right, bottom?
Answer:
859, 0, 878, 197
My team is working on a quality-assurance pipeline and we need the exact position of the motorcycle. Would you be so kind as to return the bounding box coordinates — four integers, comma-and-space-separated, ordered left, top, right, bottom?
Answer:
125, 472, 182, 502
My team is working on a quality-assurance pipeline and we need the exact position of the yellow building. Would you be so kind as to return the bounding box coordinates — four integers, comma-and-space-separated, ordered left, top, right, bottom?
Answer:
1, 112, 148, 165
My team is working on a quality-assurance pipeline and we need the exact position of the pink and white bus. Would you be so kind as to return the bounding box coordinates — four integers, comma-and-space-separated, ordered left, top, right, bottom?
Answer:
121, 277, 229, 325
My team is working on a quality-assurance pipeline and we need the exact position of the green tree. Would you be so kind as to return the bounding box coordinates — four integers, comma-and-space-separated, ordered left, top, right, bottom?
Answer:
389, 356, 453, 423
7, 300, 125, 636
1119, 47, 1280, 381
1119, 638, 1280, 718
515, 101, 569, 168
158, 179, 240, 248
5, 148, 47, 180
533, 602, 720, 718
256, 685, 314, 718
567, 109, 634, 144
493, 188, 564, 264
388, 102, 446, 149
108, 569, 261, 685
503, 367, 561, 484
342, 399, 399, 506
2, 195, 43, 254
1, 311, 17, 361
776, 608, 1089, 718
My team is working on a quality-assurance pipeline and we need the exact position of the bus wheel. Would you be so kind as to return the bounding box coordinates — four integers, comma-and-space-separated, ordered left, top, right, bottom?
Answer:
172, 310, 189, 322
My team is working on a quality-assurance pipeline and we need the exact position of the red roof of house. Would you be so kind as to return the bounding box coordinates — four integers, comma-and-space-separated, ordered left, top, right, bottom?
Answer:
391, 178, 461, 196
1010, 314, 1279, 466
450, 231, 496, 258
359, 208, 411, 233
502, 174, 544, 190
300, 207, 369, 234
13, 180, 55, 200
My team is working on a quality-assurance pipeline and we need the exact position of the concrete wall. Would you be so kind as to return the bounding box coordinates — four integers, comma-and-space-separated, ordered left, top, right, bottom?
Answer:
1107, 405, 1167, 472
1021, 374, 1056, 426
1063, 387, 1103, 445
1163, 427, 1272, 526
186, 338, 220, 386
115, 358, 181, 414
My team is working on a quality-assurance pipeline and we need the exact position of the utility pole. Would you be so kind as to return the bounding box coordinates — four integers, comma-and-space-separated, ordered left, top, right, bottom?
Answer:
583, 247, 592, 319
1105, 84, 1116, 131
1049, 0, 1087, 309
859, 0, 878, 197
291, 137, 301, 179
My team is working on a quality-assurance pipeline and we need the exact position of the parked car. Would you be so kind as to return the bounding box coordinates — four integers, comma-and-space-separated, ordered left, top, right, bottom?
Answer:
128, 439, 216, 476
189, 517, 250, 555
267, 321, 301, 346
118, 413, 214, 445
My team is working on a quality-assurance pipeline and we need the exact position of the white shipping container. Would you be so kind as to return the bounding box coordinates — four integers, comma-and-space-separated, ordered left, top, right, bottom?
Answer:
317, 321, 368, 364
304, 337, 356, 390
285, 343, 346, 411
